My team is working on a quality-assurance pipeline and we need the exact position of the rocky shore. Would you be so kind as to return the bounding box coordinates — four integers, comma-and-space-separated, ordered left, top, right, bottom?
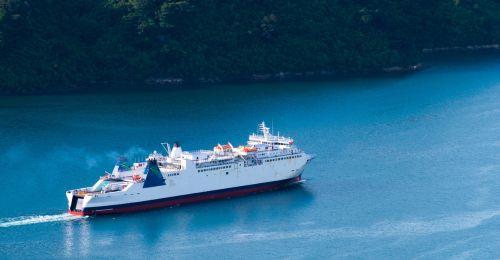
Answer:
422, 44, 499, 53
147, 63, 425, 87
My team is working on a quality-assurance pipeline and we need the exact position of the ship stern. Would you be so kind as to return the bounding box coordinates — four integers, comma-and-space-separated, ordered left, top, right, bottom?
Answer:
66, 189, 94, 216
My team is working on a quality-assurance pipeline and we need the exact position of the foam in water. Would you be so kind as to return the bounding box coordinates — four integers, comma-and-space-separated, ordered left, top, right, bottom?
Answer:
0, 213, 85, 228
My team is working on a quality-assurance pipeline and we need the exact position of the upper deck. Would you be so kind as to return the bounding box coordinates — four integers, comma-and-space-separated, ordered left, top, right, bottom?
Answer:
248, 122, 294, 146
69, 121, 308, 198
120, 122, 301, 172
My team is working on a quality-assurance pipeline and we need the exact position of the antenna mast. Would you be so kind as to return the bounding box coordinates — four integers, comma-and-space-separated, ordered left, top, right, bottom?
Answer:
161, 142, 171, 156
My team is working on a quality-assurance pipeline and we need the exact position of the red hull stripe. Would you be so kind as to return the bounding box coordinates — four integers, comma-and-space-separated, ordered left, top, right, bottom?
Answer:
69, 175, 301, 216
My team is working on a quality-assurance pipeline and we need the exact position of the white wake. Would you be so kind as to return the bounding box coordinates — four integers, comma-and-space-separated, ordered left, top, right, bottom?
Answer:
0, 213, 85, 228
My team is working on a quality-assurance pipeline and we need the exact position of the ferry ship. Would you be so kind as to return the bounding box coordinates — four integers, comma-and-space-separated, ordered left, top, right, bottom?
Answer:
67, 122, 314, 216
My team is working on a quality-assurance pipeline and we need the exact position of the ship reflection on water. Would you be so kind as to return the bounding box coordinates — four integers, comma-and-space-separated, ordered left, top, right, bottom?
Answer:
62, 184, 315, 256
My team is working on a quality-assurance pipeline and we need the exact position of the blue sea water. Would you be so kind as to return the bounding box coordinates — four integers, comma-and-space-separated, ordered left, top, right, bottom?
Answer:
1, 53, 500, 259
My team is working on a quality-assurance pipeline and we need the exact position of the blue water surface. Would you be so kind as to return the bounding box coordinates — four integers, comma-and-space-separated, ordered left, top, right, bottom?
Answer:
1, 53, 500, 259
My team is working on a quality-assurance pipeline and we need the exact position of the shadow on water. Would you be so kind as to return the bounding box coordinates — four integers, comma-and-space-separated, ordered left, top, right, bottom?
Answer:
63, 50, 498, 100
72, 184, 315, 245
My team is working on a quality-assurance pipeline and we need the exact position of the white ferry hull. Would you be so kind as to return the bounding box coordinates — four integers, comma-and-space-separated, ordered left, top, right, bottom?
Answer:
69, 175, 302, 216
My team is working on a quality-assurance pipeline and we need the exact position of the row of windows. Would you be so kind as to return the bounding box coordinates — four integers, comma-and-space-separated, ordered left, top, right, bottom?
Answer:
167, 173, 179, 177
197, 165, 231, 173
265, 154, 302, 162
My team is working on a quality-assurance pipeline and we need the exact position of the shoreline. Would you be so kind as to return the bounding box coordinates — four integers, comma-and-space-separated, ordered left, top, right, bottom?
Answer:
1, 45, 498, 96
422, 44, 499, 53
147, 63, 424, 88
0, 65, 425, 96
142, 45, 500, 89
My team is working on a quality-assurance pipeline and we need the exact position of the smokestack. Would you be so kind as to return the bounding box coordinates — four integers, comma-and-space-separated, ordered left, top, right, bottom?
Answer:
170, 142, 182, 159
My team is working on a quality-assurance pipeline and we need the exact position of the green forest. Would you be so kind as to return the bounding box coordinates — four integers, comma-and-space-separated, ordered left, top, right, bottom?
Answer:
0, 0, 499, 94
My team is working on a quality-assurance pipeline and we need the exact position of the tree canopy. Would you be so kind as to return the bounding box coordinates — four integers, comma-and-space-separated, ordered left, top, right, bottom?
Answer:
0, 0, 499, 94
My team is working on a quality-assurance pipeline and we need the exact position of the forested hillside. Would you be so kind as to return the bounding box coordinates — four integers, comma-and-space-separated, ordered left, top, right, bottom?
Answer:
0, 0, 499, 94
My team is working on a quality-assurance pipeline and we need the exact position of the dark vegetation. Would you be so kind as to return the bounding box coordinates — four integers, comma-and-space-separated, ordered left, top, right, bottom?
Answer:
0, 0, 499, 94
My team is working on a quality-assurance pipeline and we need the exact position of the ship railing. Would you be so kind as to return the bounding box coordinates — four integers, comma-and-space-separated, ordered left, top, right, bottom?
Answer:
249, 134, 292, 142
196, 159, 236, 168
72, 187, 96, 196
254, 150, 299, 158
189, 149, 212, 154
196, 156, 234, 163
161, 167, 182, 173
196, 159, 233, 165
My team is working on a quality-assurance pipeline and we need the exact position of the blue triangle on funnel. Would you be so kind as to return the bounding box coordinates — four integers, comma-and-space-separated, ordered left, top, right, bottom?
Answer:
143, 159, 166, 188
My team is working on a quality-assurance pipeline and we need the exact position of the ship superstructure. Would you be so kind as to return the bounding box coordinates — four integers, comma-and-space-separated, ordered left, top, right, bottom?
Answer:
67, 122, 313, 215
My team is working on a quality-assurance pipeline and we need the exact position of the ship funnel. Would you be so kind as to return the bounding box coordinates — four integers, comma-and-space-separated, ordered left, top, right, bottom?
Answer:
143, 158, 166, 188
112, 156, 129, 176
170, 142, 183, 159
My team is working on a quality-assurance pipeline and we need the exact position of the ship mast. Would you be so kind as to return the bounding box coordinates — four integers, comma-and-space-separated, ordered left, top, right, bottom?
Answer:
259, 121, 271, 140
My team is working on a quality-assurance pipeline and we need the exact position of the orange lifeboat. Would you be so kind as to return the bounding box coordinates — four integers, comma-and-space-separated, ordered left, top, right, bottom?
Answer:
214, 144, 232, 150
132, 175, 143, 182
242, 146, 257, 152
